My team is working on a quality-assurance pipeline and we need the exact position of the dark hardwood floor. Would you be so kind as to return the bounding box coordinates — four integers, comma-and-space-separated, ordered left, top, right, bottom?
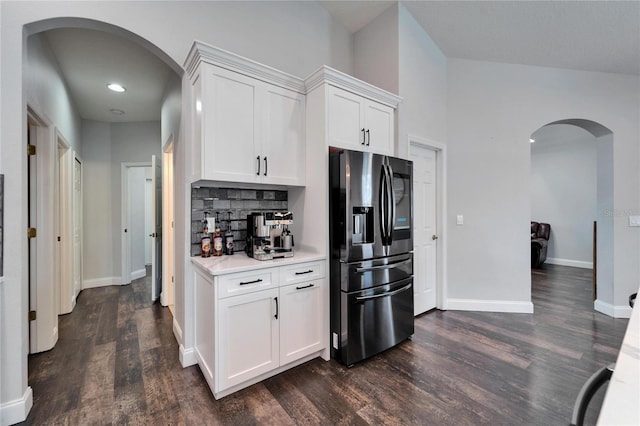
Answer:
22, 263, 628, 425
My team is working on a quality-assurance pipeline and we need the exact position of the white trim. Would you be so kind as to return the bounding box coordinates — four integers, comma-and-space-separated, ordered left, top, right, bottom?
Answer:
446, 298, 535, 314
546, 257, 593, 269
0, 386, 33, 426
82, 276, 123, 289
184, 41, 306, 93
408, 135, 448, 311
56, 129, 74, 315
173, 316, 183, 343
179, 344, 197, 368
131, 268, 146, 281
304, 65, 402, 107
594, 299, 632, 318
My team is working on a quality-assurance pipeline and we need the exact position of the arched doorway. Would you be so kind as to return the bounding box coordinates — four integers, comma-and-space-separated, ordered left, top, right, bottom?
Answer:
22, 16, 183, 417
529, 119, 613, 314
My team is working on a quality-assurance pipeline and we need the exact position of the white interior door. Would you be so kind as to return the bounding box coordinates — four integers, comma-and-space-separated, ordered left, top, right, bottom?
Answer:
412, 144, 437, 315
151, 155, 162, 302
162, 146, 175, 308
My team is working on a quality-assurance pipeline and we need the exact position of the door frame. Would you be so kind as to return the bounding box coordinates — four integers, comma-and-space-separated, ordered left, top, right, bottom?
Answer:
408, 135, 447, 310
27, 105, 58, 353
72, 154, 84, 299
121, 161, 152, 285
56, 130, 74, 314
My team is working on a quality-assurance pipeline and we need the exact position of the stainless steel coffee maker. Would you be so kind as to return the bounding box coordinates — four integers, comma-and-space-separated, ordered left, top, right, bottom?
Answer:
245, 211, 294, 260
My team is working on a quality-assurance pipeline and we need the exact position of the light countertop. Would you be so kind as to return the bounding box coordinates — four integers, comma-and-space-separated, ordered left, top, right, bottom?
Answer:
598, 289, 640, 425
191, 248, 326, 276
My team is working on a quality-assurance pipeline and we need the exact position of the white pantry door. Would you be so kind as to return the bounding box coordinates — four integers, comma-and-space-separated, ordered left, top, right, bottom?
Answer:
151, 155, 162, 302
411, 144, 437, 315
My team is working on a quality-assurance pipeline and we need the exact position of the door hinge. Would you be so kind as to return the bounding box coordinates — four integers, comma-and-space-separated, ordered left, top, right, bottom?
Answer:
57, 236, 61, 242
171, 221, 174, 229
171, 276, 174, 283
27, 228, 37, 239
29, 310, 37, 321
27, 144, 36, 156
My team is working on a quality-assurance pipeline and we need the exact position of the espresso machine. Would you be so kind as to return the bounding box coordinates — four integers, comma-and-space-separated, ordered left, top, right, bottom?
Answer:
245, 211, 294, 260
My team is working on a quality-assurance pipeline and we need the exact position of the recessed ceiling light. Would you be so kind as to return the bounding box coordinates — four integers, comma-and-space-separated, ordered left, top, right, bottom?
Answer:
107, 83, 126, 93
529, 138, 536, 143
110, 108, 125, 115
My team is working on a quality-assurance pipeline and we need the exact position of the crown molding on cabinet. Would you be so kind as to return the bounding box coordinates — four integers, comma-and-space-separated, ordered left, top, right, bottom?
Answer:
304, 65, 402, 108
184, 40, 307, 94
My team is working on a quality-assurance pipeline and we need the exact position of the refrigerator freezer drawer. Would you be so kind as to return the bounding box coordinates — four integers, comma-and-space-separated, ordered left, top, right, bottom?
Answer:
339, 278, 414, 366
340, 252, 413, 292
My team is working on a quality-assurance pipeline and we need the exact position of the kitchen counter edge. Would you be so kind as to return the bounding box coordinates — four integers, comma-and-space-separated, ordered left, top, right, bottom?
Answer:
191, 250, 327, 276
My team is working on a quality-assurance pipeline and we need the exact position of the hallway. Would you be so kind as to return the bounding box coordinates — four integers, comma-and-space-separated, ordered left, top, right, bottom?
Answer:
23, 264, 628, 424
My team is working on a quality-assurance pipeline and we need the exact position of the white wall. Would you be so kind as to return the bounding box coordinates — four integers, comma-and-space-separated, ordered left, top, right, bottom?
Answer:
144, 176, 152, 265
447, 58, 639, 314
81, 121, 113, 283
353, 4, 399, 94
353, 3, 448, 161
1, 2, 355, 419
25, 33, 82, 153
397, 4, 447, 159
81, 121, 160, 286
531, 124, 597, 267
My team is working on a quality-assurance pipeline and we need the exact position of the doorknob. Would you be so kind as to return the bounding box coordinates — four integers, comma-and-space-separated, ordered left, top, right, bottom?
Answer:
432, 235, 438, 240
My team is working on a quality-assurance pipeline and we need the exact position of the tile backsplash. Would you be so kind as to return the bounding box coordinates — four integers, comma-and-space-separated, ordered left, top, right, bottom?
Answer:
191, 186, 288, 256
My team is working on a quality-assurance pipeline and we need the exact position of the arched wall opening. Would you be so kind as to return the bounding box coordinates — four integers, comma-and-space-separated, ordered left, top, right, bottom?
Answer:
529, 118, 614, 315
16, 16, 185, 420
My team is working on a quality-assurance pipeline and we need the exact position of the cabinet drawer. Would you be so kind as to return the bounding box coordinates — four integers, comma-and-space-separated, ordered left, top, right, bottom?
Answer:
280, 261, 325, 286
217, 269, 278, 299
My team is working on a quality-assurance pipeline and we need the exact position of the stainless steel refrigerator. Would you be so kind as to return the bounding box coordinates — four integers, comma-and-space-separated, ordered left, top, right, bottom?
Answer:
329, 148, 414, 366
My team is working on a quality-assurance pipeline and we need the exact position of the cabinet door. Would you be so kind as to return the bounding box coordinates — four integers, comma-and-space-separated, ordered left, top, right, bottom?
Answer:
328, 86, 366, 150
217, 288, 279, 390
261, 86, 305, 186
279, 280, 325, 365
202, 66, 259, 182
364, 100, 394, 155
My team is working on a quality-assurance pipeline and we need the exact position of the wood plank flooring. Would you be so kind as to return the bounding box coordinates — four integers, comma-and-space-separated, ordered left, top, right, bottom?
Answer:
22, 264, 629, 425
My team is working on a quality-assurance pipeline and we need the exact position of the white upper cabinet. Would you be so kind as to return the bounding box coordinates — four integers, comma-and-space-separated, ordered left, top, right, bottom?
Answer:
306, 66, 401, 157
185, 42, 305, 185
328, 86, 394, 155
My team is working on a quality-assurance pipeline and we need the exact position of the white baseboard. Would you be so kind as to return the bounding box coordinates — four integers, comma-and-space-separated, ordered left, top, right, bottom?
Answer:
131, 268, 146, 280
82, 276, 123, 289
0, 387, 33, 426
446, 298, 534, 314
173, 317, 183, 343
180, 344, 197, 368
546, 257, 593, 269
594, 299, 632, 318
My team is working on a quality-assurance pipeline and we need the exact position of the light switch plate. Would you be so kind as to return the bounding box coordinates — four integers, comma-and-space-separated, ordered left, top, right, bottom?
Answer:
456, 215, 464, 225
629, 215, 640, 227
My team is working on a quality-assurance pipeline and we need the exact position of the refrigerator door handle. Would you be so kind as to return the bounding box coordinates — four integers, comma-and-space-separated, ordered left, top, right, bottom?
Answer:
379, 163, 388, 242
387, 163, 396, 244
355, 257, 412, 273
355, 283, 412, 302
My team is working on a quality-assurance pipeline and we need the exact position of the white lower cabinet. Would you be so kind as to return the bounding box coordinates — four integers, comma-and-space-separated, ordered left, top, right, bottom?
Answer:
218, 288, 279, 390
193, 259, 327, 399
279, 281, 324, 365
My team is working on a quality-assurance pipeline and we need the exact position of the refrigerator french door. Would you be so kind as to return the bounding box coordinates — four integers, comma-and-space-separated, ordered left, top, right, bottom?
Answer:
329, 148, 414, 366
